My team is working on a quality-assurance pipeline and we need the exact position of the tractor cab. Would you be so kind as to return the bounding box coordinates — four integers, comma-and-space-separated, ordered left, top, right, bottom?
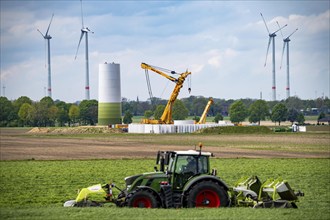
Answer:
156, 149, 213, 190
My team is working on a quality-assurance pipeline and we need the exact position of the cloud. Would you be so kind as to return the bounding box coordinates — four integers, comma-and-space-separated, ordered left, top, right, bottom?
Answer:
289, 9, 329, 34
269, 9, 330, 36
0, 1, 329, 101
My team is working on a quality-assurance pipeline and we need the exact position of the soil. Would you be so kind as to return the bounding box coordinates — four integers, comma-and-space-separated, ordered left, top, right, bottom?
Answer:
0, 127, 328, 160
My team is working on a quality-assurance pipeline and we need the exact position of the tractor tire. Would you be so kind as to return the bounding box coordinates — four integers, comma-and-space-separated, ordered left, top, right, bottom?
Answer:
186, 181, 229, 208
127, 190, 159, 208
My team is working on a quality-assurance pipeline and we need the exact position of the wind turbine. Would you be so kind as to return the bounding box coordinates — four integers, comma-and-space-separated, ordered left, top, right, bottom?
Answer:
37, 13, 54, 98
75, 0, 93, 100
277, 21, 298, 99
260, 13, 287, 101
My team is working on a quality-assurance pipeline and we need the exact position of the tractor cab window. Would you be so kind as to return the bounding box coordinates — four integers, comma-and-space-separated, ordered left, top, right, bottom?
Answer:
175, 155, 208, 175
172, 155, 209, 190
167, 153, 175, 173
198, 156, 209, 174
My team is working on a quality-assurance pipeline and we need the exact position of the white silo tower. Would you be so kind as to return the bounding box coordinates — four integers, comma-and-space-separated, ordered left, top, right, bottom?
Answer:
98, 62, 122, 125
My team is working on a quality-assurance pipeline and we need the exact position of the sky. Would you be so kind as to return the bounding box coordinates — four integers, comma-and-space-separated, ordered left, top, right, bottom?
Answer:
0, 0, 329, 103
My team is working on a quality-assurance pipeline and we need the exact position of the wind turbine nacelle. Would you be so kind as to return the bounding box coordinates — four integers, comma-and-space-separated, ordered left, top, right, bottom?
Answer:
82, 27, 94, 33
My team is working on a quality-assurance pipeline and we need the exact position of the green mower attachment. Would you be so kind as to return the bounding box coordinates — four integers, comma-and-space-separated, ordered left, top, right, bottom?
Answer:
231, 176, 304, 208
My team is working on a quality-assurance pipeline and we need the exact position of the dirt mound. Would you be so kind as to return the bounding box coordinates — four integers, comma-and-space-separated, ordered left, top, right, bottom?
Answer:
28, 127, 52, 133
28, 126, 123, 134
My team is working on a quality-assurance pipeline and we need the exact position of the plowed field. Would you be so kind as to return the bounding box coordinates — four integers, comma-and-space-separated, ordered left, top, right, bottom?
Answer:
1, 128, 328, 160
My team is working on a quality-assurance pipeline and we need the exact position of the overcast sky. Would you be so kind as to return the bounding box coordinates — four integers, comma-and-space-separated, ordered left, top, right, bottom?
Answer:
1, 0, 329, 103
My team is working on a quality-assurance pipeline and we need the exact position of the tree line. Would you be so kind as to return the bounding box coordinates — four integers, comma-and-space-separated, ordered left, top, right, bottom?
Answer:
0, 96, 98, 127
0, 95, 329, 127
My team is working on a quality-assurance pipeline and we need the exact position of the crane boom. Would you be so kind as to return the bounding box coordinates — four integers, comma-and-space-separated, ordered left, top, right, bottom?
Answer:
197, 98, 214, 124
141, 63, 177, 82
141, 63, 191, 124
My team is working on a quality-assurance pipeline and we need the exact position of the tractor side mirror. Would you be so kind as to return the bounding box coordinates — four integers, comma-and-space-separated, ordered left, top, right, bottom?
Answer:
160, 157, 165, 172
156, 151, 160, 164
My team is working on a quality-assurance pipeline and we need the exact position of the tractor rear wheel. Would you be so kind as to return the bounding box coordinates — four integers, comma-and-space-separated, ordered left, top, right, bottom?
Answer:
127, 190, 159, 208
186, 181, 229, 208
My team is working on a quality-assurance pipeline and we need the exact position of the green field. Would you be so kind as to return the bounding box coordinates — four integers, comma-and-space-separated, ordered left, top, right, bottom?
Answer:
0, 158, 329, 220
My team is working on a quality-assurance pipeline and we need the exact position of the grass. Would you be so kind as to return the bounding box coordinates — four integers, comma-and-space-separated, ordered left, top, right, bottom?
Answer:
0, 128, 329, 218
0, 206, 318, 220
198, 126, 272, 134
0, 159, 329, 219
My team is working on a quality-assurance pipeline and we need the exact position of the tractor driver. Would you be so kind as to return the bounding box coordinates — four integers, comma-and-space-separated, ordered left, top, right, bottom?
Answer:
186, 156, 197, 174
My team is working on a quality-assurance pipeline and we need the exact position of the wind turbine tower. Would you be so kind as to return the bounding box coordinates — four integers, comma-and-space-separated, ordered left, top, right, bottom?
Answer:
260, 13, 287, 101
2, 85, 5, 97
75, 0, 93, 100
37, 14, 54, 98
278, 22, 298, 99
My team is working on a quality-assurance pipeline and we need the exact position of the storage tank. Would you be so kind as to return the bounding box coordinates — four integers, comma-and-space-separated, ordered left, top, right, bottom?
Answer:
98, 62, 122, 125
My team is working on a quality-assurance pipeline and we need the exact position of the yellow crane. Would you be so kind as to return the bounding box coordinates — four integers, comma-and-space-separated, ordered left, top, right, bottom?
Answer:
196, 98, 214, 124
141, 63, 191, 124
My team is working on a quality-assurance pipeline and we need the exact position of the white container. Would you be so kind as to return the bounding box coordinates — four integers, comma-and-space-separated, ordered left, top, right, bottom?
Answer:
174, 120, 195, 125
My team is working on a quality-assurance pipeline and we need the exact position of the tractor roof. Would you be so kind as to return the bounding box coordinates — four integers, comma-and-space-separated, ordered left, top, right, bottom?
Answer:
174, 150, 213, 156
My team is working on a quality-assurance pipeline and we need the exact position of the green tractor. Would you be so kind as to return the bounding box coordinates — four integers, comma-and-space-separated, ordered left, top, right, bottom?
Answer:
64, 146, 303, 208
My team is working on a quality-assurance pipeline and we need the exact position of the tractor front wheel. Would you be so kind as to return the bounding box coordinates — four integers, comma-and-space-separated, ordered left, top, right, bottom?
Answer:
186, 181, 229, 208
127, 190, 159, 208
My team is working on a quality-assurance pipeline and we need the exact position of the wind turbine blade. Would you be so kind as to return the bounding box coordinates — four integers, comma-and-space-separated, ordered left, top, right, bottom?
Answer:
280, 42, 286, 69
276, 21, 284, 39
37, 29, 45, 38
45, 13, 54, 36
86, 27, 94, 34
75, 32, 84, 60
287, 28, 298, 39
264, 37, 271, 67
273, 24, 287, 35
260, 13, 270, 34
80, 0, 84, 28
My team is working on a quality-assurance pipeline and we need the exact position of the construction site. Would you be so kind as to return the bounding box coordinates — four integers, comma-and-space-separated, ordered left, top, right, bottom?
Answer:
97, 61, 229, 133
